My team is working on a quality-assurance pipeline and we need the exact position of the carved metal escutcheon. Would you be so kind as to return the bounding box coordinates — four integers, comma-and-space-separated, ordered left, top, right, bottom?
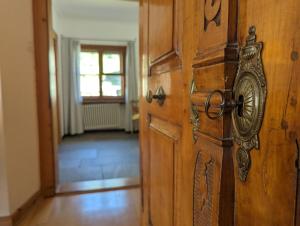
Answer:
236, 147, 251, 182
191, 26, 267, 181
190, 80, 200, 143
233, 26, 267, 181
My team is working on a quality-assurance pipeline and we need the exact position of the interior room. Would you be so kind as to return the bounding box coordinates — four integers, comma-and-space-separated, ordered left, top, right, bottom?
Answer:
0, 0, 300, 226
52, 0, 140, 191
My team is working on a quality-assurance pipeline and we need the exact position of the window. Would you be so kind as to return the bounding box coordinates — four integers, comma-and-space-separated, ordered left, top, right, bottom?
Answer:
80, 45, 126, 103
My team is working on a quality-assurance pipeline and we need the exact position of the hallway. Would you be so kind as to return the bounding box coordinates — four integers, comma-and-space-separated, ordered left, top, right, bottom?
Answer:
18, 189, 140, 226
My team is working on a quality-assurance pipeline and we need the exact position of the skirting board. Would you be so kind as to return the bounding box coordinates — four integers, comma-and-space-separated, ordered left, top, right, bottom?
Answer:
0, 190, 41, 226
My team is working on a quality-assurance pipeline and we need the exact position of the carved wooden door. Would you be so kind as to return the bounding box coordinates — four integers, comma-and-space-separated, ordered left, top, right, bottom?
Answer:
140, 0, 300, 226
139, 0, 184, 226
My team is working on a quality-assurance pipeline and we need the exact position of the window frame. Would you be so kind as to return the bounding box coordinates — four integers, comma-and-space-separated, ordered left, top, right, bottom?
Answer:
80, 45, 127, 104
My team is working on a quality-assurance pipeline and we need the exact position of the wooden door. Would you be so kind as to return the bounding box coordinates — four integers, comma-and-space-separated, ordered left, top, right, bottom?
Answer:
139, 0, 183, 225
233, 2, 300, 225
140, 1, 300, 226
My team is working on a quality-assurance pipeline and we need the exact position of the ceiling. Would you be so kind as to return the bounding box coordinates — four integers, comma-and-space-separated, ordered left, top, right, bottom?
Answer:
53, 0, 139, 22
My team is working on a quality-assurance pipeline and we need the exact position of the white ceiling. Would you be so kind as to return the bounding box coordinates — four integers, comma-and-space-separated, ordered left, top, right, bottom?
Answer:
53, 0, 139, 22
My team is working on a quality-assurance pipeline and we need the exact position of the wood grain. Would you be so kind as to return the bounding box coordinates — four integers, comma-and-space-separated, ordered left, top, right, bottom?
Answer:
149, 0, 174, 63
32, 0, 56, 197
190, 1, 238, 226
139, 0, 150, 225
0, 217, 12, 226
293, 6, 300, 225
149, 129, 175, 226
29, 0, 300, 226
141, 0, 300, 226
234, 1, 300, 225
56, 177, 140, 195
17, 189, 140, 226
140, 1, 183, 226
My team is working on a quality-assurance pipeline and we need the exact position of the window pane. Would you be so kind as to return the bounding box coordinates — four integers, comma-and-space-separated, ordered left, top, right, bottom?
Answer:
103, 53, 121, 74
80, 52, 99, 74
102, 75, 122, 97
80, 75, 100, 97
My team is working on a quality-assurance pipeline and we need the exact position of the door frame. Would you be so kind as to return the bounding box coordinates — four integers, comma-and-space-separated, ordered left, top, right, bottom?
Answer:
32, 0, 56, 197
32, 0, 142, 196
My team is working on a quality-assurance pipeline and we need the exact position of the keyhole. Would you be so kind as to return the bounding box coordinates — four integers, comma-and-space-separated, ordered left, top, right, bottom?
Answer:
237, 95, 244, 117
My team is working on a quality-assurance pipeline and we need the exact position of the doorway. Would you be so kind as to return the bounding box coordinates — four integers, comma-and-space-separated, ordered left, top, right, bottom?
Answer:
47, 0, 140, 194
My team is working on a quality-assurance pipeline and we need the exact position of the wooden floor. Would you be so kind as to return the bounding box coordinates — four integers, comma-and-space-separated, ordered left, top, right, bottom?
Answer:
56, 177, 140, 195
18, 188, 140, 226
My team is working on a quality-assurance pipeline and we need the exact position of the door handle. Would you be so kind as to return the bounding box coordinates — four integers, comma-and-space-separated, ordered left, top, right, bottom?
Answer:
146, 86, 166, 106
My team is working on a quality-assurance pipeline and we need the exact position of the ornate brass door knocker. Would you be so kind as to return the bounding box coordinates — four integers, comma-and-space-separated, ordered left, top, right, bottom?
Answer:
191, 26, 267, 181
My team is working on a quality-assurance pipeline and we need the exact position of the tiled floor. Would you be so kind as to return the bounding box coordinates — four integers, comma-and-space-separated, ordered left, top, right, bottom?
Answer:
58, 132, 140, 184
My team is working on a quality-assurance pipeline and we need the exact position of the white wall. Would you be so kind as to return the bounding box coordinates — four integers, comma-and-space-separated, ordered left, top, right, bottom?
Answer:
52, 0, 138, 41
53, 9, 139, 134
54, 16, 138, 41
0, 0, 40, 216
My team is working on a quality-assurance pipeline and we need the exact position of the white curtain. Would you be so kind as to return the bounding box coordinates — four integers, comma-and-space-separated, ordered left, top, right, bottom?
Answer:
61, 37, 84, 135
124, 40, 139, 132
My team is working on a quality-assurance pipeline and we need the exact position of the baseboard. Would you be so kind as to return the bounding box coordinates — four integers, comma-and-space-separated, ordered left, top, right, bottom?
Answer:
0, 190, 41, 226
42, 186, 55, 197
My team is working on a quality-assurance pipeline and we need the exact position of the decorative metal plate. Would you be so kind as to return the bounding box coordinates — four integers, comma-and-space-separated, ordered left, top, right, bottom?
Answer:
232, 26, 267, 181
190, 80, 200, 143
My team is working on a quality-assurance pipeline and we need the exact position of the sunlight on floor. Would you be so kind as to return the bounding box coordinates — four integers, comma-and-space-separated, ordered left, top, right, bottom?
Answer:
18, 189, 140, 226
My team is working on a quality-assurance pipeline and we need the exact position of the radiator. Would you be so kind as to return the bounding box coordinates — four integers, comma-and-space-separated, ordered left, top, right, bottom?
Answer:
83, 104, 123, 130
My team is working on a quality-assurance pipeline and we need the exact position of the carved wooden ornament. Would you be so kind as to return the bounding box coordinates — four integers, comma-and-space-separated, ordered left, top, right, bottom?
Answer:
204, 0, 222, 31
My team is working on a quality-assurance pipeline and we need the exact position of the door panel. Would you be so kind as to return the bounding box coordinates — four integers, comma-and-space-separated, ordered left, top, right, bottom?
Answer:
149, 120, 179, 226
193, 143, 227, 226
148, 71, 183, 125
140, 0, 182, 225
149, 0, 174, 63
150, 129, 173, 226
193, 64, 230, 90
193, 0, 237, 63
